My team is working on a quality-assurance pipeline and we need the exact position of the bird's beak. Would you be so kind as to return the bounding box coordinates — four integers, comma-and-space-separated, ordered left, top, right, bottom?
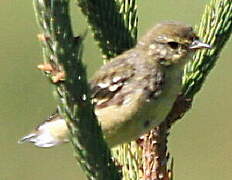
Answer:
189, 40, 211, 49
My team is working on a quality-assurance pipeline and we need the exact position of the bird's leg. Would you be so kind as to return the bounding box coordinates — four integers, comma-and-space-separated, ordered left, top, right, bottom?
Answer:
37, 63, 65, 83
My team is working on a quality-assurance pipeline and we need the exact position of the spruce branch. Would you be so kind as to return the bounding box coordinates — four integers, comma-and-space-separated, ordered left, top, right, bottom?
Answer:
182, 0, 232, 99
74, 1, 140, 179
33, 0, 121, 179
76, 0, 138, 59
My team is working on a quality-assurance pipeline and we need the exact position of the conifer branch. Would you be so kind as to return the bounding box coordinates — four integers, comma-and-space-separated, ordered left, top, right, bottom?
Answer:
33, 0, 121, 179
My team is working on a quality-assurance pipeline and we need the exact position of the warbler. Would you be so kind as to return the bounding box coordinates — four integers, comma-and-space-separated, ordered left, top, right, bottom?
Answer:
18, 21, 210, 148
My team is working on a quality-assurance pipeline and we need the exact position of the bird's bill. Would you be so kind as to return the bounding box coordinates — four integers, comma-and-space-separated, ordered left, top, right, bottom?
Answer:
189, 40, 211, 49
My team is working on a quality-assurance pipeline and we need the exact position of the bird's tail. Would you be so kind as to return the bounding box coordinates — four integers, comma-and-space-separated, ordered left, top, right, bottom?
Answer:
18, 133, 37, 144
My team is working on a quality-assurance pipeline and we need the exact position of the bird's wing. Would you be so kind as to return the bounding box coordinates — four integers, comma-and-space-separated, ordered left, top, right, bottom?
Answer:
90, 53, 136, 109
90, 51, 165, 109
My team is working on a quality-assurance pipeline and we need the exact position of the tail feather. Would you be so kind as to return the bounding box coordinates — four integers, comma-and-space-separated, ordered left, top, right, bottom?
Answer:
18, 114, 69, 148
18, 132, 67, 148
18, 133, 37, 144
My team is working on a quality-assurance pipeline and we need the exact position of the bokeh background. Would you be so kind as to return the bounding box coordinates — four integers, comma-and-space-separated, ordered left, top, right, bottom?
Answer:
1, 0, 231, 179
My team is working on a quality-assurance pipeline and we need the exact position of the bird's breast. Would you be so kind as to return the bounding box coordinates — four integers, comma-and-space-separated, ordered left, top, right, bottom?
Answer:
95, 66, 183, 147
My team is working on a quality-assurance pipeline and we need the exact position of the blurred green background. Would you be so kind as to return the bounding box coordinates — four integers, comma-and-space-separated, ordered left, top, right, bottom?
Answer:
0, 0, 231, 180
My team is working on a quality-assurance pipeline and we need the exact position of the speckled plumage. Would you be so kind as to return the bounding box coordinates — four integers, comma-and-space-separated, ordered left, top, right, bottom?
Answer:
19, 21, 211, 148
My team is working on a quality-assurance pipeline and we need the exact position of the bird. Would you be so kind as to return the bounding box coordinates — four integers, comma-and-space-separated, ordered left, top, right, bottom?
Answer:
18, 21, 211, 148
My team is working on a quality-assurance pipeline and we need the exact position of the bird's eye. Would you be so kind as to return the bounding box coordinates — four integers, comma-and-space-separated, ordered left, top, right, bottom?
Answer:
167, 42, 179, 49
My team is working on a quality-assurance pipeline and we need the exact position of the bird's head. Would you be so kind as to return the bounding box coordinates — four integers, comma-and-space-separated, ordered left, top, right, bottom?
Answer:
137, 21, 211, 66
